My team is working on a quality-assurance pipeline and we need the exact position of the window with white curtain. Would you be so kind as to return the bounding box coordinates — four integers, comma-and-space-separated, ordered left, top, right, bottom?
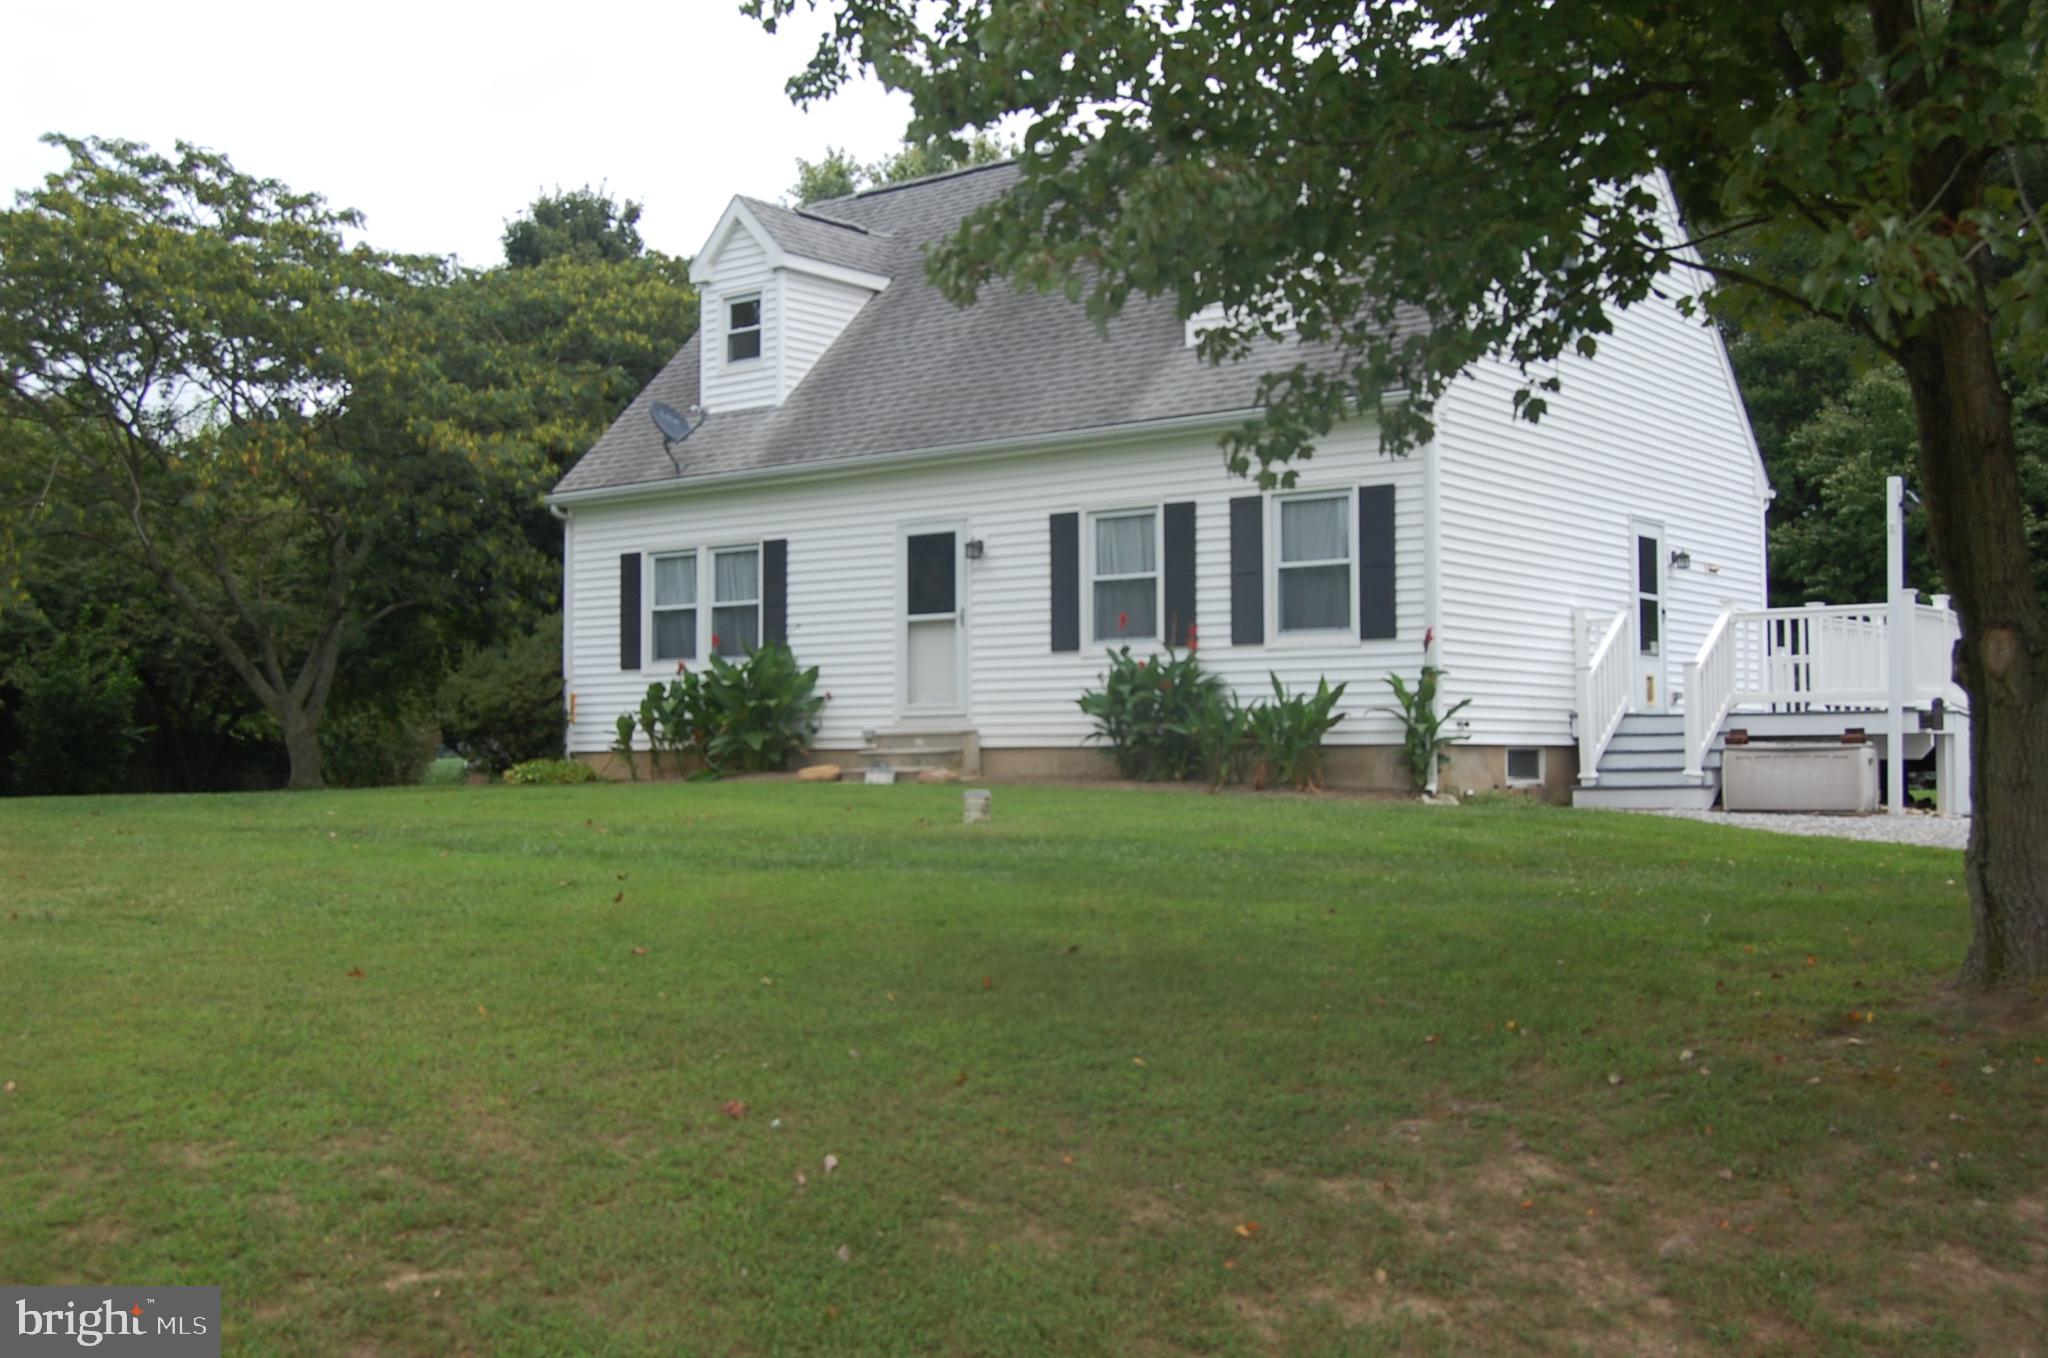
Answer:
1091, 509, 1159, 641
650, 552, 698, 663
711, 546, 760, 657
1276, 493, 1351, 632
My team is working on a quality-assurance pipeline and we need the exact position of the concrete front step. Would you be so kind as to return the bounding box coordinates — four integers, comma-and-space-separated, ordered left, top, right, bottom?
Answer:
854, 729, 981, 775
1586, 767, 1715, 790
1573, 782, 1719, 811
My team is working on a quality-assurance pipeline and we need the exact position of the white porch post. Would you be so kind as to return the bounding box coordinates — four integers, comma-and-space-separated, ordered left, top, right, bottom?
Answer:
1885, 476, 1908, 816
1572, 608, 1591, 784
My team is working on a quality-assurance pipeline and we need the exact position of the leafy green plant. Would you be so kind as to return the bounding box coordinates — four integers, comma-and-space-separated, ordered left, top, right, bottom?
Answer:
612, 713, 640, 781
502, 757, 598, 785
1245, 675, 1348, 791
638, 671, 705, 778
437, 616, 565, 775
1380, 666, 1473, 793
320, 701, 438, 789
3, 608, 146, 795
1077, 645, 1226, 782
694, 643, 826, 773
1186, 685, 1253, 792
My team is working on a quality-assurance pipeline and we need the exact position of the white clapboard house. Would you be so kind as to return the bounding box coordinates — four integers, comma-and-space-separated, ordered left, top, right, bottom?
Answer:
549, 162, 1967, 808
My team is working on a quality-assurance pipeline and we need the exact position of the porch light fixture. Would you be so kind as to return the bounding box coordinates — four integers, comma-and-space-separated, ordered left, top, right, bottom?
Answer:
963, 538, 986, 560
1668, 548, 1692, 571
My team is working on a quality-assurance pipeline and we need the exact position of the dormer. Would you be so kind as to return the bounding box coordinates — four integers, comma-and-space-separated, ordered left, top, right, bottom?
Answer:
688, 197, 892, 413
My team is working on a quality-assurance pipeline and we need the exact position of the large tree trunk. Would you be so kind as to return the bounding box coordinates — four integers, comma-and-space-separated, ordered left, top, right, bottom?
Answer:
1898, 306, 2048, 990
278, 704, 326, 791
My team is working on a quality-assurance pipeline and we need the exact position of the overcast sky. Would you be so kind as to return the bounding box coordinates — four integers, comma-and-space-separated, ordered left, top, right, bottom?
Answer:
0, 0, 920, 266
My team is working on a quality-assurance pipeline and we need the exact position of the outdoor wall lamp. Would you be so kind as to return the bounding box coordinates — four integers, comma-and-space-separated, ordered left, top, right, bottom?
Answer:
1669, 548, 1693, 571
964, 538, 986, 560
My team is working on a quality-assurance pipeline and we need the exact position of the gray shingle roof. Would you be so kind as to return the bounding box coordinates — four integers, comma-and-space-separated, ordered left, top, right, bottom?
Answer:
555, 163, 1412, 498
734, 196, 895, 277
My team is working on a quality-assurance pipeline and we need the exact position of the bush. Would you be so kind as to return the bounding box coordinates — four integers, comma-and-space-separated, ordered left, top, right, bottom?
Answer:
1246, 675, 1348, 790
439, 616, 565, 775
1379, 666, 1472, 793
1077, 645, 1225, 781
502, 757, 597, 785
635, 643, 827, 776
4, 609, 146, 795
321, 703, 438, 788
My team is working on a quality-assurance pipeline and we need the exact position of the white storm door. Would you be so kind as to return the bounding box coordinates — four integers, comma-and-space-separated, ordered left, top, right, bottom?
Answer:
1630, 519, 1667, 713
902, 525, 965, 715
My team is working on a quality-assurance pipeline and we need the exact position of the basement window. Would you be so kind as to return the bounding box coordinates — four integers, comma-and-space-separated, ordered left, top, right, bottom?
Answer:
1506, 748, 1544, 786
726, 294, 762, 363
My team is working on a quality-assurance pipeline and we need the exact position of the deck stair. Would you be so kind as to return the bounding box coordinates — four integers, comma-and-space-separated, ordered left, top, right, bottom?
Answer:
1571, 714, 1720, 811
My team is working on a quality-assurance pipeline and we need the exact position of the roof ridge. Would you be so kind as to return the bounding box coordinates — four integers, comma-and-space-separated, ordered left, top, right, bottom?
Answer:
844, 158, 1017, 201
739, 195, 879, 237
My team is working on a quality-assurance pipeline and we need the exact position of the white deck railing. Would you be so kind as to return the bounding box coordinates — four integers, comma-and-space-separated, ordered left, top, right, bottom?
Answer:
1681, 608, 1737, 778
1574, 606, 1632, 783
1710, 600, 1957, 712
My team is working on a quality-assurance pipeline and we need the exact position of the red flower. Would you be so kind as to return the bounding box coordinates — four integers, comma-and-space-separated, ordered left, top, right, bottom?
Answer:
1424, 626, 1435, 650
1137, 658, 1148, 669
711, 632, 721, 650
677, 659, 688, 674
1187, 623, 1199, 653
1118, 611, 1129, 632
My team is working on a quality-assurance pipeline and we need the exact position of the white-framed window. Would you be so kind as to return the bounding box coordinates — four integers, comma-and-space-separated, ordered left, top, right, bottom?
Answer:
710, 545, 761, 657
650, 552, 699, 663
1275, 491, 1352, 634
725, 294, 762, 363
1506, 748, 1544, 786
1089, 507, 1160, 642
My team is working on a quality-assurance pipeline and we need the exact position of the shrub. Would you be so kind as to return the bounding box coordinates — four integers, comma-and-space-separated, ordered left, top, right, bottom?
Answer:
1246, 675, 1348, 790
1187, 684, 1254, 791
1077, 645, 1225, 781
502, 757, 598, 785
695, 643, 826, 772
1380, 666, 1473, 793
321, 703, 439, 788
635, 644, 826, 776
439, 616, 565, 775
4, 609, 146, 795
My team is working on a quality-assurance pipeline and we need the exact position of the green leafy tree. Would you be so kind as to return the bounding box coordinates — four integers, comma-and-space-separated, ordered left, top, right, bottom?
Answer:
0, 136, 550, 789
791, 133, 1014, 205
502, 185, 646, 268
750, 0, 2048, 989
791, 147, 865, 205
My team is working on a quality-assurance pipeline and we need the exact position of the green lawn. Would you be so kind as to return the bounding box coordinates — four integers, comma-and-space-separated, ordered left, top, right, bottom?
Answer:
1, 783, 2041, 1356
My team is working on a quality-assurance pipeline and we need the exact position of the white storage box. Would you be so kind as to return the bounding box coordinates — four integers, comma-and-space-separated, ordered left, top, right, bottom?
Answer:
1721, 743, 1879, 814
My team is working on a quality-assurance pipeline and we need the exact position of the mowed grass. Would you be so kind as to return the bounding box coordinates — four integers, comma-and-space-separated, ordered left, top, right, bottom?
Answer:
0, 783, 2042, 1357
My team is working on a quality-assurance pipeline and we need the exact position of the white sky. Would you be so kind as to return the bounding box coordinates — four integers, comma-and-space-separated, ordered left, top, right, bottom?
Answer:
0, 0, 919, 267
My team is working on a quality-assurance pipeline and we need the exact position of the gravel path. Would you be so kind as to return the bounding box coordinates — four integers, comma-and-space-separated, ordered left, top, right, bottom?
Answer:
1640, 807, 1969, 850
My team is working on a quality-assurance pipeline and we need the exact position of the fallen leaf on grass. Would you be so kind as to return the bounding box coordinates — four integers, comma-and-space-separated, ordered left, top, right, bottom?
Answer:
823, 1154, 839, 1173
835, 1244, 853, 1263
722, 1101, 748, 1119
2, 1081, 15, 1094
613, 892, 624, 904
953, 1071, 968, 1086
1234, 1222, 1261, 1239
1131, 1056, 1147, 1067
631, 946, 648, 956
795, 1171, 807, 1188
1422, 1034, 1439, 1045
347, 968, 365, 979
982, 976, 993, 990
477, 1005, 487, 1018
1373, 1267, 1389, 1285
1519, 1199, 1534, 1211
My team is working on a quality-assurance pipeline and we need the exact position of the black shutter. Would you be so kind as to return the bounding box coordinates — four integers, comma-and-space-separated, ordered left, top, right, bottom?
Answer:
762, 538, 788, 645
1050, 512, 1080, 652
1163, 500, 1197, 649
1359, 484, 1397, 640
619, 552, 642, 670
1229, 495, 1264, 646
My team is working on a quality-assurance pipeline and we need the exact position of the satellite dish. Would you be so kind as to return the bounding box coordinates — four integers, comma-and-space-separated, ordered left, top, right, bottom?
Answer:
649, 401, 698, 474
651, 402, 693, 444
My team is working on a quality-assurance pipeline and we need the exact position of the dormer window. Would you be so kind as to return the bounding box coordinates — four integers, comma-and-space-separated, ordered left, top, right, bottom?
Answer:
725, 294, 762, 363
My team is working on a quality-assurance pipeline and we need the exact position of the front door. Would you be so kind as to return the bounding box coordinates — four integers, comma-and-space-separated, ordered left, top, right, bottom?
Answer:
1630, 519, 1666, 712
902, 525, 965, 716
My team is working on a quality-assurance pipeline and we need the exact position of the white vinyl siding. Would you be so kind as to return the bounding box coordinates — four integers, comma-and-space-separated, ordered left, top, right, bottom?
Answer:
781, 270, 878, 397
699, 225, 780, 412
1089, 509, 1160, 642
563, 418, 1424, 755
1430, 188, 1769, 748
